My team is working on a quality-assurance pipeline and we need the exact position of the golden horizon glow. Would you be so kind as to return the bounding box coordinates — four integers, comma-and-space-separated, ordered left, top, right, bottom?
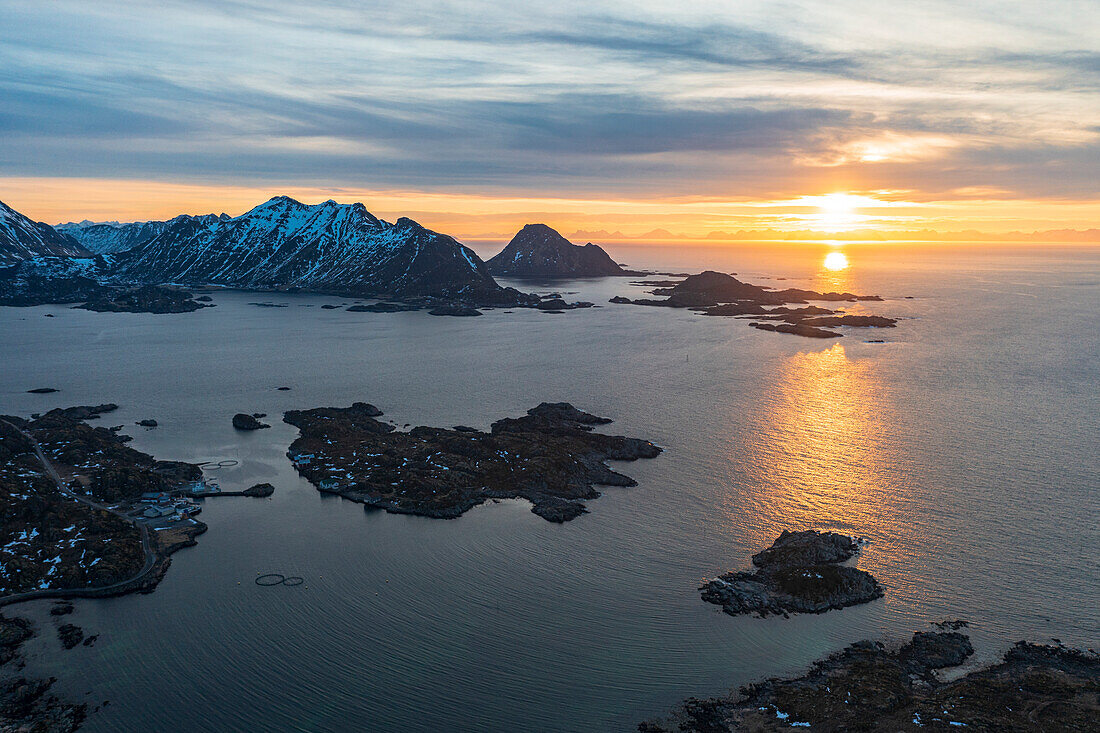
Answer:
2, 177, 1099, 243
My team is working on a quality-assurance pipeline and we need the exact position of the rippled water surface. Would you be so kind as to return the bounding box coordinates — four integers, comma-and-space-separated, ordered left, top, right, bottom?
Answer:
3, 242, 1098, 732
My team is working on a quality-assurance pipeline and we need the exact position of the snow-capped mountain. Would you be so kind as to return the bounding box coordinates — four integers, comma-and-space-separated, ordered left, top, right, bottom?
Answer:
116, 196, 526, 302
486, 224, 627, 277
58, 214, 230, 254
0, 200, 91, 264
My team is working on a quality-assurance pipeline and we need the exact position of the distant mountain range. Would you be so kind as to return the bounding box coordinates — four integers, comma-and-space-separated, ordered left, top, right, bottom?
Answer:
0, 201, 90, 264
0, 198, 651, 308
57, 214, 230, 254
487, 224, 628, 277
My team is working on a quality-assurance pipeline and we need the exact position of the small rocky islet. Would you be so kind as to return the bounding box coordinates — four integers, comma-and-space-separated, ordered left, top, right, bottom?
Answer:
639, 629, 1100, 732
283, 401, 661, 522
614, 270, 898, 338
700, 530, 884, 618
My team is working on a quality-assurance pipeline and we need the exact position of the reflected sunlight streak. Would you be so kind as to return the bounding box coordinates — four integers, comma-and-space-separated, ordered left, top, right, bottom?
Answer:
740, 343, 906, 545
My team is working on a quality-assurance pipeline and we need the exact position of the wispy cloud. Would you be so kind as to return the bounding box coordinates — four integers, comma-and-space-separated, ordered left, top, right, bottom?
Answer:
0, 0, 1097, 218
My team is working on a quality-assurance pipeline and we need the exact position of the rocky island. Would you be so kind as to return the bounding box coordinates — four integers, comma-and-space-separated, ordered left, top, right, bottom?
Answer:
75, 284, 213, 313
700, 530, 884, 617
283, 401, 661, 521
486, 223, 632, 277
616, 271, 896, 338
639, 629, 1099, 731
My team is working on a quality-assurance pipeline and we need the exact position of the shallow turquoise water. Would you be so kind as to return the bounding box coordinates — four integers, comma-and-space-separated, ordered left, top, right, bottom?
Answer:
2, 242, 1097, 732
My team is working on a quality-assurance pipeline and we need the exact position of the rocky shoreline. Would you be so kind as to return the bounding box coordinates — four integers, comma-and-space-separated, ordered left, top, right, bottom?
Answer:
283, 401, 661, 522
0, 613, 87, 732
700, 530, 884, 617
639, 628, 1099, 731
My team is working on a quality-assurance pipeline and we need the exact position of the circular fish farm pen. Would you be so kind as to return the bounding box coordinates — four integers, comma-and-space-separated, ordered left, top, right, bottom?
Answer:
255, 574, 304, 587
198, 459, 239, 471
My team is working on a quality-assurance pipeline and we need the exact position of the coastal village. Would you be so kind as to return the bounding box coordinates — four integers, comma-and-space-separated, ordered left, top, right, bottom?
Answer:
0, 405, 240, 598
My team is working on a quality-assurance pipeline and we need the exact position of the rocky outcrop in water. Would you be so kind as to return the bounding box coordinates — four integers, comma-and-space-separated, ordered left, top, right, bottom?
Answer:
232, 413, 270, 431
283, 402, 661, 522
347, 302, 421, 313
638, 630, 1099, 732
749, 322, 842, 339
700, 530, 883, 617
617, 271, 895, 338
56, 624, 83, 650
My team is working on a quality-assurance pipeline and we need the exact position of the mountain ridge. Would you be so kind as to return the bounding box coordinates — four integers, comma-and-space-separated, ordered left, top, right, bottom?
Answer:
58, 214, 230, 254
0, 201, 91, 264
112, 196, 531, 303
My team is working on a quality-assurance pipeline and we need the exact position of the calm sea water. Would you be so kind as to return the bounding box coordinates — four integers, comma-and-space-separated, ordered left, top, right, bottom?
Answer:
2, 242, 1098, 732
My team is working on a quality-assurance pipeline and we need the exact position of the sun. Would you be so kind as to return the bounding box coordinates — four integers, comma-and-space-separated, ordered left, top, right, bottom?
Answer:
816, 193, 862, 231
823, 251, 849, 271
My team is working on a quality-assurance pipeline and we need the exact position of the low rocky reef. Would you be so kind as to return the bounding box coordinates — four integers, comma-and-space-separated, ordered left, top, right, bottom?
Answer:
700, 530, 883, 617
639, 629, 1099, 731
75, 285, 212, 313
232, 413, 270, 431
613, 271, 897, 338
283, 402, 661, 522
0, 614, 86, 732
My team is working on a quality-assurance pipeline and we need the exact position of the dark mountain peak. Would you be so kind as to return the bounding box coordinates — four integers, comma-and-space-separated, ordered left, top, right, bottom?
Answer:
243, 195, 308, 217
518, 222, 565, 237
486, 223, 626, 277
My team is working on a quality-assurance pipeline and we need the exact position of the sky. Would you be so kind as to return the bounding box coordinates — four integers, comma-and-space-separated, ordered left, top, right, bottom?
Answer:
1, 0, 1098, 239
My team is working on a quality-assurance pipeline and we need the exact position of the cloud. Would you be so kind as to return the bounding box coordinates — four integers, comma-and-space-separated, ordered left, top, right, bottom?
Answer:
0, 0, 1097, 203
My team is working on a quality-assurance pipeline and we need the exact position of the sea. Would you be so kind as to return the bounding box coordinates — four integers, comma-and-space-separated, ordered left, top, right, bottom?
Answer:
2, 241, 1097, 732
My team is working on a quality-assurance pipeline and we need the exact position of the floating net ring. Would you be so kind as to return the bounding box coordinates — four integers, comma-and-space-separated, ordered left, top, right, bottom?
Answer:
255, 573, 286, 586
200, 459, 239, 471
281, 576, 304, 586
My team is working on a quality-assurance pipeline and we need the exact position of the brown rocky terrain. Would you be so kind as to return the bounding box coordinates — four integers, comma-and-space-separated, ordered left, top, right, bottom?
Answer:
700, 530, 884, 617
639, 630, 1099, 731
283, 402, 661, 521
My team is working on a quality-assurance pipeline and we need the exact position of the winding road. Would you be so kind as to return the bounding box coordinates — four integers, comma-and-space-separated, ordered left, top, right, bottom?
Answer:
0, 419, 160, 607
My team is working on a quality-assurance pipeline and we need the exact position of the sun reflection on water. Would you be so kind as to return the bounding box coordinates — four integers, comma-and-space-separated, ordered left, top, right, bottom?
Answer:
740, 343, 905, 543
